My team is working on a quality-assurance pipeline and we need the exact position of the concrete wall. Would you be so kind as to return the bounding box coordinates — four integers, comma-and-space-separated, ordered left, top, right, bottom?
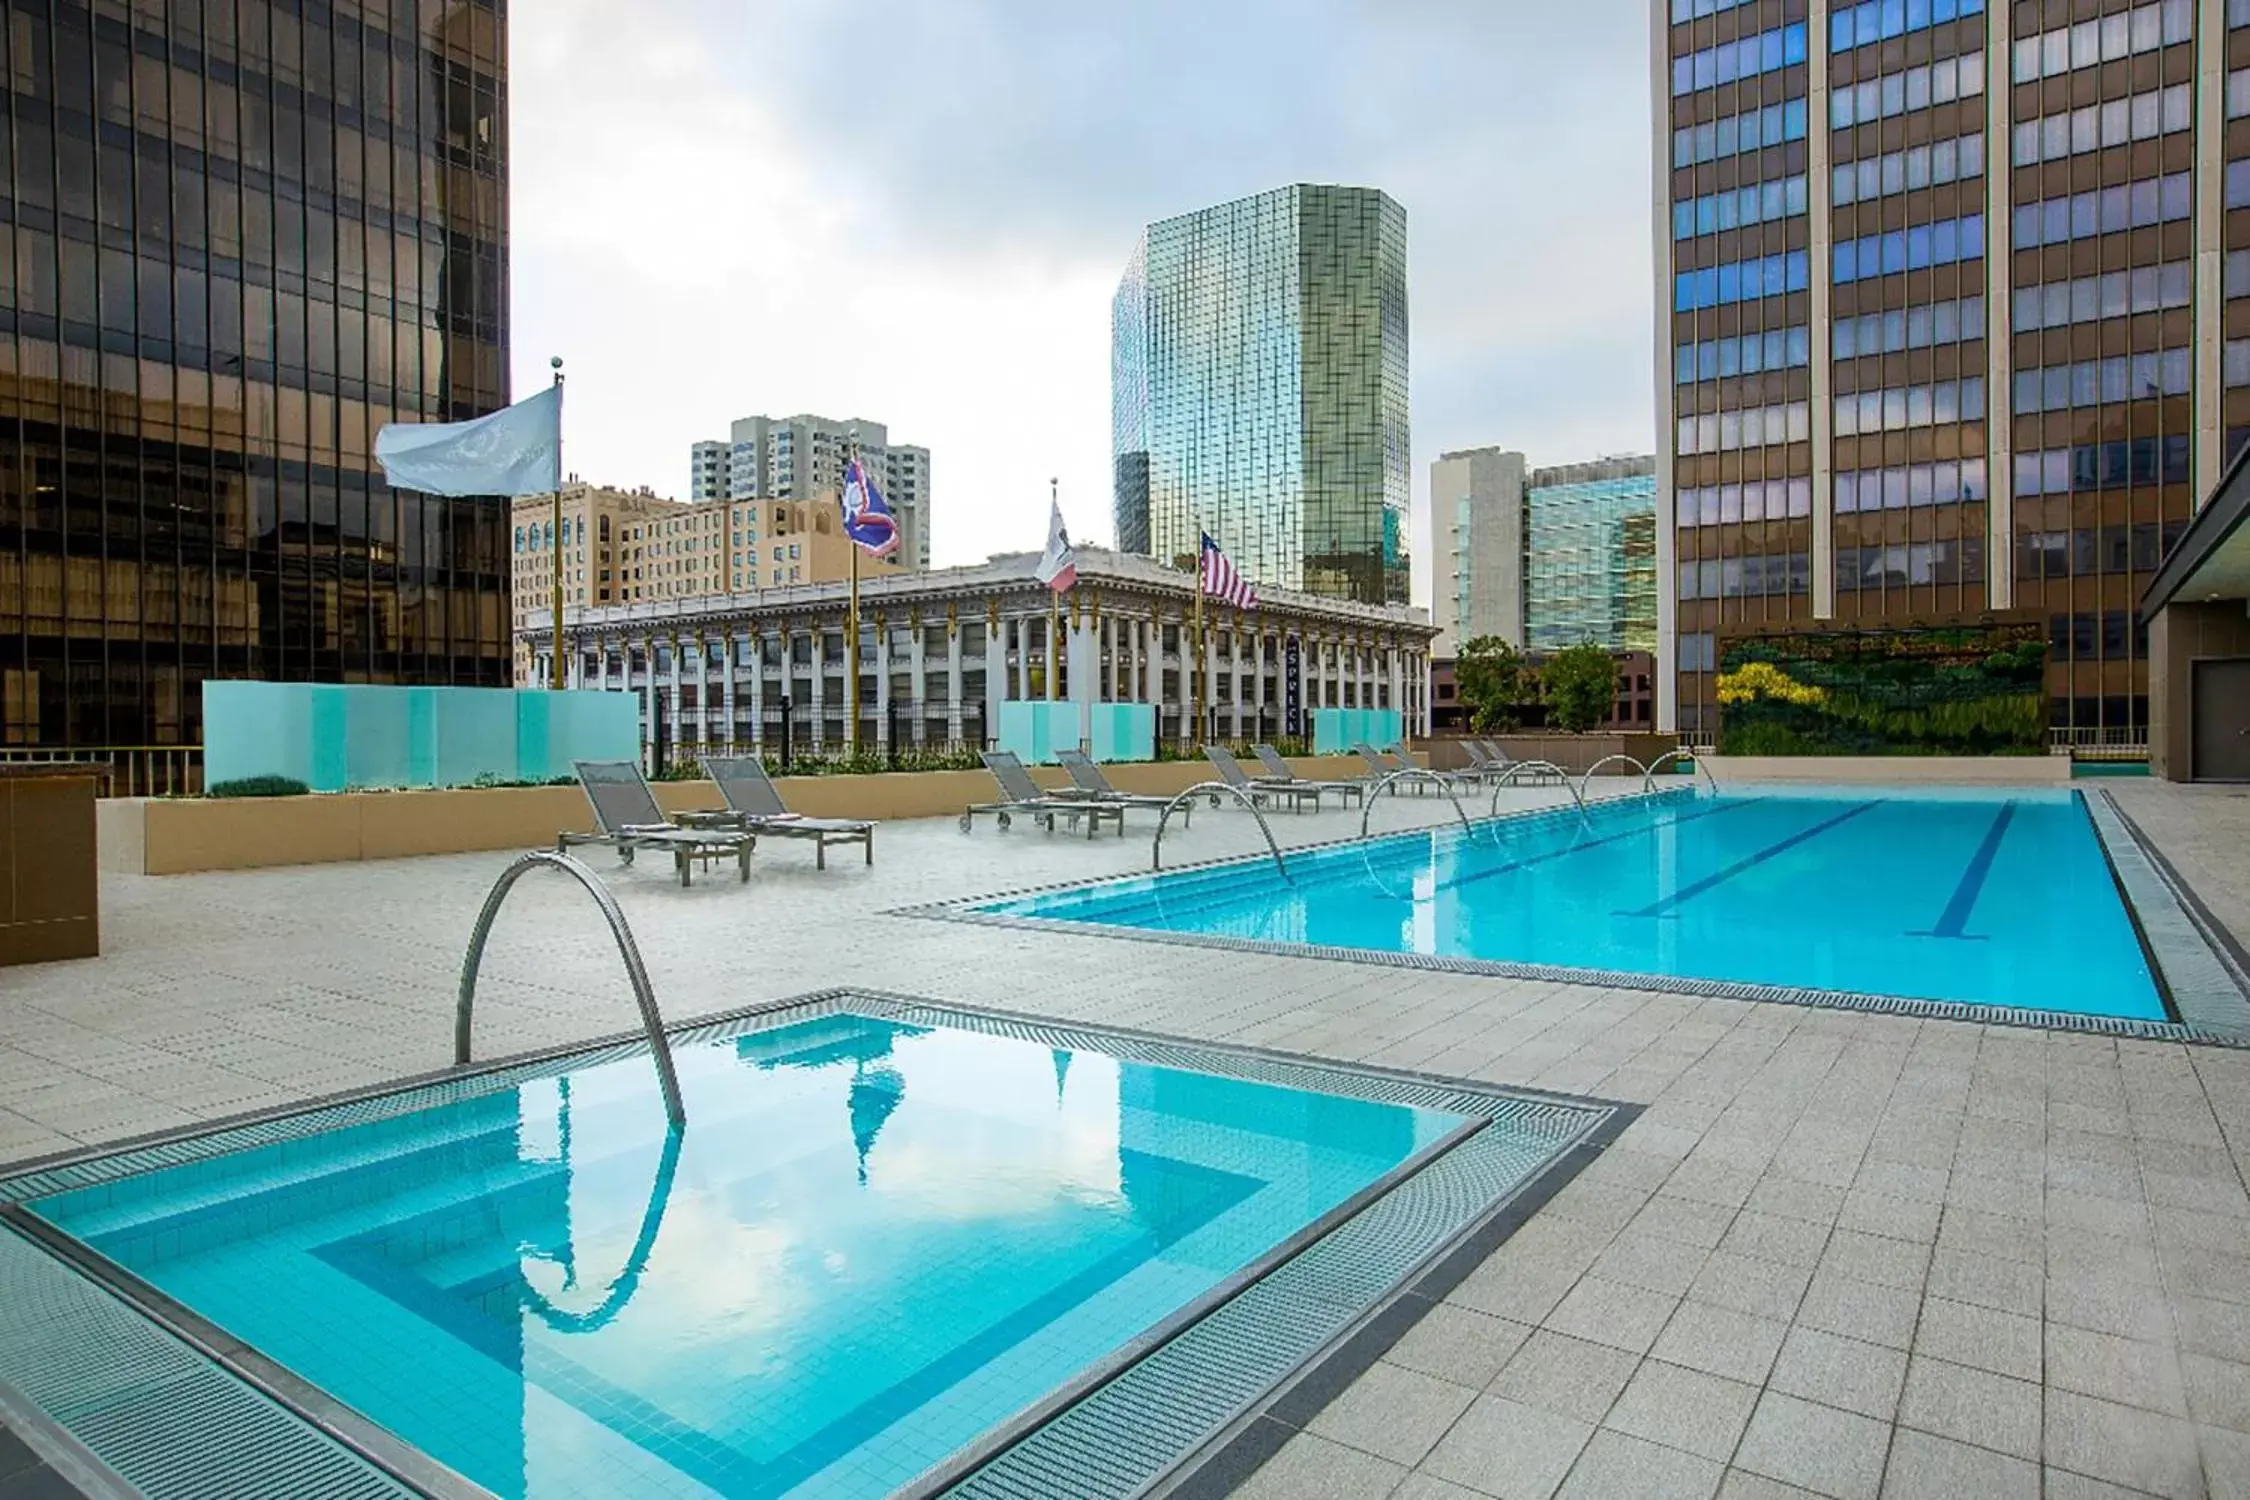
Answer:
105, 756, 1386, 875
2149, 600, 2250, 781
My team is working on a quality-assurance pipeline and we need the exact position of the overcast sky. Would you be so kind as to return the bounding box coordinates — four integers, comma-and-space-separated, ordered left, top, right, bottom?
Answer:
509, 0, 1658, 608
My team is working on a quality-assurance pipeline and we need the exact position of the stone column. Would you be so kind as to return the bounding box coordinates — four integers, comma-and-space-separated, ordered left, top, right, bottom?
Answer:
666, 635, 683, 760
595, 641, 610, 692
809, 627, 826, 753
908, 621, 927, 745
982, 603, 1006, 747
873, 614, 892, 750
1014, 618, 1031, 701
1227, 625, 1244, 739
720, 633, 737, 748
747, 632, 764, 749
946, 625, 965, 743
638, 637, 655, 768
1249, 627, 1265, 739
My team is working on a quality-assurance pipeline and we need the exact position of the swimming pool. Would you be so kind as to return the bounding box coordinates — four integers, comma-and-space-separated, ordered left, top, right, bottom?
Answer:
974, 788, 2170, 1021
2, 998, 1621, 1499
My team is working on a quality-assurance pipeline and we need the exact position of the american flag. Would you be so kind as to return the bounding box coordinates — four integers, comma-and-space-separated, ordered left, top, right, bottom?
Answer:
1199, 532, 1257, 609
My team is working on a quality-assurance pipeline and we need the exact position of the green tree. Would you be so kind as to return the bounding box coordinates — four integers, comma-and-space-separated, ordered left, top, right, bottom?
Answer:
1454, 635, 1533, 731
1542, 644, 1620, 733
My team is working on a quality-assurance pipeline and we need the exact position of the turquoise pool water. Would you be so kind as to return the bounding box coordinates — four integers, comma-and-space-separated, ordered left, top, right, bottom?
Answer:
982, 789, 2166, 1020
28, 1015, 1467, 1499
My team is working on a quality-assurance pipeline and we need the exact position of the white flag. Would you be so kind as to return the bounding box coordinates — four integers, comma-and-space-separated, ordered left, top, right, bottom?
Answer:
376, 384, 562, 497
1034, 498, 1076, 593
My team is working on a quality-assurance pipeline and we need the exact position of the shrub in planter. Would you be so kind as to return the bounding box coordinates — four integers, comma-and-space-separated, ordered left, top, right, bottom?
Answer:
206, 775, 312, 798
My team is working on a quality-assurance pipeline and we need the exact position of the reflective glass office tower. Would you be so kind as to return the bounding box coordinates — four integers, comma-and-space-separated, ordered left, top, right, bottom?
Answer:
1111, 183, 1409, 606
1525, 456, 1660, 653
1655, 0, 2235, 742
0, 0, 511, 753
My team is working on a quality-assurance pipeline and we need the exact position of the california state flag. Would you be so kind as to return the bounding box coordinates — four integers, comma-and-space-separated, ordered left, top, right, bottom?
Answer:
1035, 496, 1076, 593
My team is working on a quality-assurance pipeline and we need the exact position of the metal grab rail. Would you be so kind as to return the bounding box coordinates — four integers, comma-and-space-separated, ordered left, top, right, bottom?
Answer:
1152, 781, 1290, 881
1652, 745, 1720, 794
517, 1111, 683, 1335
1490, 761, 1590, 824
458, 850, 686, 1129
1580, 752, 1655, 795
1358, 768, 1475, 843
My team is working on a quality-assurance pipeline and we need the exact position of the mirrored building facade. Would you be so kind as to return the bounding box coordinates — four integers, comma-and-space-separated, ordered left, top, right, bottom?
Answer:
1525, 456, 1660, 654
0, 0, 511, 752
1111, 183, 1409, 607
1654, 0, 2238, 743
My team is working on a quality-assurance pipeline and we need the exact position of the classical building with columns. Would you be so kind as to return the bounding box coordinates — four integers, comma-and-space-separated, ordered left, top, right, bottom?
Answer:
516, 547, 1437, 764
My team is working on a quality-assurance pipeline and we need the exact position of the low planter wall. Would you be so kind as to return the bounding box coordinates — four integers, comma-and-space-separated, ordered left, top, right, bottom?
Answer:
1701, 754, 2071, 785
109, 755, 1384, 875
1425, 733, 1681, 775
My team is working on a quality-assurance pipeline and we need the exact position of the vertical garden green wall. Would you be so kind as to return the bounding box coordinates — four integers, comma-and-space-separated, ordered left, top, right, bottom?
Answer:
1717, 626, 2047, 755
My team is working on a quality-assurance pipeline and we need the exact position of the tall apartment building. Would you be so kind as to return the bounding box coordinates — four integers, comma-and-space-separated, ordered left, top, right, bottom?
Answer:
1654, 0, 2237, 740
1526, 456, 1661, 654
1429, 448, 1529, 654
686, 415, 931, 569
0, 1, 512, 751
1112, 184, 1411, 606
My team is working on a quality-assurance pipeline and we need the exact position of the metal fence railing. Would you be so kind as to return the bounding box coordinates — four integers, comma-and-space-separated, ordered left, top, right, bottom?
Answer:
0, 745, 203, 797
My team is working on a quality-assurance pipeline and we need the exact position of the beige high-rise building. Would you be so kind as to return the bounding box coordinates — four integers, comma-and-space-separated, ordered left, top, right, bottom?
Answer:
1429, 447, 1528, 655
510, 482, 905, 684
688, 414, 933, 569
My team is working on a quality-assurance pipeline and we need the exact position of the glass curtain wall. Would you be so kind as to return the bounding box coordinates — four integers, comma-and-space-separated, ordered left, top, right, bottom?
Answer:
0, 0, 511, 751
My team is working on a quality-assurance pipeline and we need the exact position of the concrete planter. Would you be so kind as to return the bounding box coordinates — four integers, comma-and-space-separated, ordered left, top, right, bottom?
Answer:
103, 755, 1380, 875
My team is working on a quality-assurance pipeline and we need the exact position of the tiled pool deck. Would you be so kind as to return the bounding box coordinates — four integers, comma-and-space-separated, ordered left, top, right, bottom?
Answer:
5, 780, 2250, 1499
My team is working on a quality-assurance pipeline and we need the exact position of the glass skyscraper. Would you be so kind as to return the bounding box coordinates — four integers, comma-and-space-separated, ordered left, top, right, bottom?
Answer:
1655, 0, 2235, 742
1111, 183, 1409, 606
1525, 456, 1660, 653
0, 0, 511, 754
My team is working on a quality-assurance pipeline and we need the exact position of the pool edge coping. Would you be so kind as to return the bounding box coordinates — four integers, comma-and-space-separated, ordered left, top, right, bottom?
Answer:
0, 987, 1638, 1500
892, 787, 2250, 1049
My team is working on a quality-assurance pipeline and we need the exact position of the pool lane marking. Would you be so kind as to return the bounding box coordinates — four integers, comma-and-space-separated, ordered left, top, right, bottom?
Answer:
1439, 796, 1761, 893
1620, 800, 1880, 919
1910, 799, 2016, 941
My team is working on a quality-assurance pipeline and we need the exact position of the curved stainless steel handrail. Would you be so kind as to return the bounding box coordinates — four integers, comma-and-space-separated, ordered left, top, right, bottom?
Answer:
1490, 761, 1590, 824
1580, 752, 1655, 795
458, 850, 686, 1129
1358, 768, 1474, 842
1152, 780, 1290, 880
516, 1110, 683, 1334
1653, 745, 1720, 794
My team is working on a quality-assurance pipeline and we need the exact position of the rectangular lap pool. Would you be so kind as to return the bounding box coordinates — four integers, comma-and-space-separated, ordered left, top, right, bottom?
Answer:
0, 997, 1621, 1500
975, 788, 2170, 1021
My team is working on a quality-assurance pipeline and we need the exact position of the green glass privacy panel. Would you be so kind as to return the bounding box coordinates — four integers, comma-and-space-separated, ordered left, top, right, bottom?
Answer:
997, 701, 1083, 765
1089, 703, 1156, 763
1312, 708, 1403, 755
203, 683, 640, 791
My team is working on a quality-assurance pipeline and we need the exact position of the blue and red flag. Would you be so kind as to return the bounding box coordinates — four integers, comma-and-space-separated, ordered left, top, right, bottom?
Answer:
839, 458, 901, 558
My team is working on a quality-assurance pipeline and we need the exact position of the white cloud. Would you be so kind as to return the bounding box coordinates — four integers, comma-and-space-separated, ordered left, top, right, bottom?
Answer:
508, 0, 1657, 601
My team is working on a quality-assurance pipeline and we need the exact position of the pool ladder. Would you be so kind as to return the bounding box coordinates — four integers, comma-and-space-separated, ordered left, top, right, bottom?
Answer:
457, 850, 687, 1129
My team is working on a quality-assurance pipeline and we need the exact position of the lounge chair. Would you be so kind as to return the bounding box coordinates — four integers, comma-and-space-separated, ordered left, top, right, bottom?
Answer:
560, 760, 753, 887
1204, 745, 1325, 813
962, 751, 1125, 837
1251, 743, 1366, 808
1354, 742, 1426, 793
1054, 748, 1183, 822
696, 756, 875, 869
1475, 739, 1564, 786
1360, 743, 1476, 795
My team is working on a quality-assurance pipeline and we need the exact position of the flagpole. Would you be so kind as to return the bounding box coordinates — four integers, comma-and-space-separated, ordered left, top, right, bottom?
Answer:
1191, 535, 1205, 748
549, 357, 565, 692
847, 503, 861, 754
1048, 478, 1062, 702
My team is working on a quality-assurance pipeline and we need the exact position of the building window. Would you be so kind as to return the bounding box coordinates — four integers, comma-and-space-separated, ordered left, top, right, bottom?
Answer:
1830, 51, 1984, 129
1833, 378, 1985, 436
1671, 99, 1808, 168
2011, 174, 2192, 248
2014, 81, 2191, 166
1672, 23, 1808, 95
1832, 0, 1985, 51
2013, 264, 2190, 331
1676, 477, 1813, 526
1835, 458, 1988, 512
1673, 175, 1809, 239
1676, 402, 1812, 455
1676, 554, 1811, 600
1835, 539, 1985, 591
2013, 350, 2192, 412
1833, 133, 1984, 207
1673, 251, 1810, 311
1680, 634, 1718, 673
2012, 436, 2191, 495
2012, 0, 2192, 84
1833, 215, 1984, 283
1677, 327, 1811, 383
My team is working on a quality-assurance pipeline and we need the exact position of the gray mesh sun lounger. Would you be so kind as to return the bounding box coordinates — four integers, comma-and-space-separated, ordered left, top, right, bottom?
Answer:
696, 756, 875, 869
1251, 743, 1365, 808
1474, 739, 1564, 785
1053, 748, 1183, 823
1204, 745, 1325, 813
962, 751, 1124, 837
560, 759, 753, 887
